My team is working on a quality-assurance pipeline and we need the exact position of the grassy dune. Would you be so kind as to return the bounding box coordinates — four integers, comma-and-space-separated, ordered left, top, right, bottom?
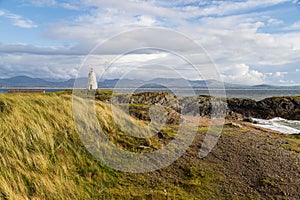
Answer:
0, 91, 299, 199
0, 92, 109, 199
0, 92, 216, 199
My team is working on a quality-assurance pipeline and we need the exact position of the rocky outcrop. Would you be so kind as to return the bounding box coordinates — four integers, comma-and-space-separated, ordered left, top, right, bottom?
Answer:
111, 92, 227, 123
110, 92, 177, 108
112, 92, 181, 124
227, 96, 300, 120
129, 104, 181, 125
99, 91, 300, 121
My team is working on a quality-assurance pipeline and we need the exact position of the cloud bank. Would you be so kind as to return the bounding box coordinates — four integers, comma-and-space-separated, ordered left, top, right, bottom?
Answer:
0, 0, 300, 85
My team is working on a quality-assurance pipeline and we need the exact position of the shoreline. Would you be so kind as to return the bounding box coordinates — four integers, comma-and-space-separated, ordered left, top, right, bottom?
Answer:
1, 89, 300, 134
1, 87, 300, 100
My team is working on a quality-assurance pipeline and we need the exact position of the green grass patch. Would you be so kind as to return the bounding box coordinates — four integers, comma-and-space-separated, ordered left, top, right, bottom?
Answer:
281, 134, 300, 153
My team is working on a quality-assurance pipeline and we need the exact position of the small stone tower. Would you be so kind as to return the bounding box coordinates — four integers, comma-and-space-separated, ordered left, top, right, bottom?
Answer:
87, 68, 98, 90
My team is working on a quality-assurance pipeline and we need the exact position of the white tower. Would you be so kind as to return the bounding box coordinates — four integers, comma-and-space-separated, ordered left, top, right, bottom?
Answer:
87, 68, 98, 90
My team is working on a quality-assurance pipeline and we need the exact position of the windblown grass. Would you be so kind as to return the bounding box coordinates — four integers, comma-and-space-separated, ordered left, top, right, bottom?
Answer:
0, 91, 270, 199
0, 92, 213, 199
0, 93, 117, 199
0, 92, 225, 199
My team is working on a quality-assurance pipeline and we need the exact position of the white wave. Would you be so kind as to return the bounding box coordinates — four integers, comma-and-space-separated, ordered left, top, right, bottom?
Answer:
252, 118, 300, 134
270, 117, 300, 123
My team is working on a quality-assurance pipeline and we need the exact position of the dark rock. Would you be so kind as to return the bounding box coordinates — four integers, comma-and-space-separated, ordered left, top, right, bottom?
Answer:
227, 96, 300, 120
243, 117, 254, 123
157, 131, 165, 139
100, 91, 300, 121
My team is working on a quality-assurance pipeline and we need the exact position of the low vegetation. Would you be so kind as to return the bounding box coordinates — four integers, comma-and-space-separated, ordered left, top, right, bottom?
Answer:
0, 90, 299, 199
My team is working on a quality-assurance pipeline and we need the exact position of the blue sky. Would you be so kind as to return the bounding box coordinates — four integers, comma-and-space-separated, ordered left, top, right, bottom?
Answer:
0, 0, 300, 85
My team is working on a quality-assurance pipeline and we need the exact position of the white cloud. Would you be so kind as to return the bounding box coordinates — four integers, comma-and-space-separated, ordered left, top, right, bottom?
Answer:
40, 0, 297, 64
292, 0, 300, 4
177, 0, 290, 17
1, 0, 300, 85
186, 17, 300, 67
40, 1, 300, 71
12, 19, 37, 28
61, 3, 80, 10
286, 21, 300, 30
0, 53, 82, 79
221, 64, 265, 85
279, 79, 294, 84
0, 43, 82, 55
135, 15, 156, 26
275, 32, 300, 51
0, 9, 37, 28
274, 71, 288, 77
267, 18, 283, 25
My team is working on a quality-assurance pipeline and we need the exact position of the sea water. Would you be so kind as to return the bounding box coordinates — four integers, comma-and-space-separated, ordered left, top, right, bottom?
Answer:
113, 88, 300, 101
1, 88, 300, 100
252, 118, 300, 134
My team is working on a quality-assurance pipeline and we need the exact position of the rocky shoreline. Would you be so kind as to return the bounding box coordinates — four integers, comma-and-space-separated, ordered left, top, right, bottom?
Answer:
227, 96, 300, 120
96, 91, 300, 122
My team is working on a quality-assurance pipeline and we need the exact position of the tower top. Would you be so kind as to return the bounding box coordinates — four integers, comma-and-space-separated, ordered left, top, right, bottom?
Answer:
89, 68, 94, 75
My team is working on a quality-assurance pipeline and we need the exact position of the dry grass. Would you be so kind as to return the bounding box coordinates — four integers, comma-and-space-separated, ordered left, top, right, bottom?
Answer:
0, 92, 209, 199
0, 92, 114, 199
2, 91, 297, 199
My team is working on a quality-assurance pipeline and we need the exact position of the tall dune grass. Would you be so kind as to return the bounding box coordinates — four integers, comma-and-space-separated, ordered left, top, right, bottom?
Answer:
0, 92, 225, 199
0, 93, 118, 199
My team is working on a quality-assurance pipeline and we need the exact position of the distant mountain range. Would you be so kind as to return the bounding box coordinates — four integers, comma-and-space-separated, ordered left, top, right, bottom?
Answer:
98, 78, 242, 89
0, 76, 75, 88
0, 76, 299, 89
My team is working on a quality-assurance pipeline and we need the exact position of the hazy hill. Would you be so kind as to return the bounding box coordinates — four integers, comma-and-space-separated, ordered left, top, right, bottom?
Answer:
0, 76, 52, 87
0, 76, 74, 88
1, 76, 300, 90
